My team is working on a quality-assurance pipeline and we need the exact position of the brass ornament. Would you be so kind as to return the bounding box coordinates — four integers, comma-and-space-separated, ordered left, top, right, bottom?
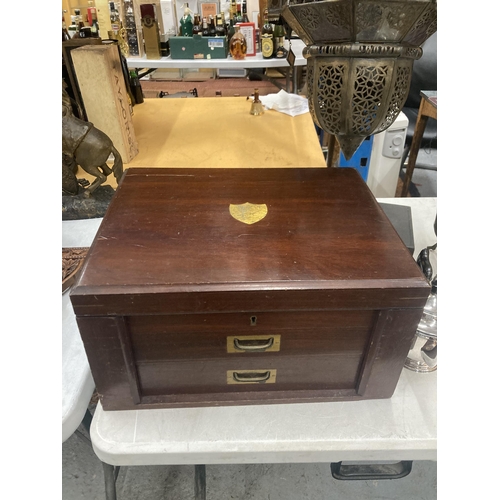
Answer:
62, 87, 123, 196
276, 0, 437, 159
249, 88, 264, 116
229, 203, 268, 224
62, 247, 89, 293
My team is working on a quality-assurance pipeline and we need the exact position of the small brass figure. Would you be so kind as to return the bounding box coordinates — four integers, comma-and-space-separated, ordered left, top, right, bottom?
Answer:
249, 88, 264, 116
62, 87, 123, 196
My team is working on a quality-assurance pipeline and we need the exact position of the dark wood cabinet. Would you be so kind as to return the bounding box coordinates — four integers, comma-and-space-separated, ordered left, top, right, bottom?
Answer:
70, 168, 430, 410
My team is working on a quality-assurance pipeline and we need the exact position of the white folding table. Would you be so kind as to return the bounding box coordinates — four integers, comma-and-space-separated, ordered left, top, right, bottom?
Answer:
63, 197, 437, 499
62, 218, 102, 443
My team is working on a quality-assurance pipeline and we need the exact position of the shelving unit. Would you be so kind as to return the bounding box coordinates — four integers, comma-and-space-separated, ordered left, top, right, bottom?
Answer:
126, 38, 306, 93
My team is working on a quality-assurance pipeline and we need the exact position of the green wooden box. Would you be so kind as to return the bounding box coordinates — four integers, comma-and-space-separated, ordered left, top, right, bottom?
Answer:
169, 36, 228, 60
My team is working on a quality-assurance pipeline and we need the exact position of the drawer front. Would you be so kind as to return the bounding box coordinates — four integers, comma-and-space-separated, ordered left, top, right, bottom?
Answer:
136, 353, 363, 397
127, 310, 377, 361
77, 308, 423, 409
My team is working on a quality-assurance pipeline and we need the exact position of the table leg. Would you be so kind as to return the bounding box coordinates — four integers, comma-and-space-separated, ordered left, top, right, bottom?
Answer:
401, 99, 429, 197
194, 464, 207, 500
81, 407, 93, 434
102, 462, 120, 500
292, 66, 300, 94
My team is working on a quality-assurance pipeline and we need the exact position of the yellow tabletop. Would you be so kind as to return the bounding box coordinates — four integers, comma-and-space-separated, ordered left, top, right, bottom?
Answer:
77, 96, 326, 188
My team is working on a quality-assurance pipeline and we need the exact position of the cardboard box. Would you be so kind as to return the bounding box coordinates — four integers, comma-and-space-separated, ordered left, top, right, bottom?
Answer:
169, 36, 228, 59
160, 0, 178, 36
71, 44, 139, 163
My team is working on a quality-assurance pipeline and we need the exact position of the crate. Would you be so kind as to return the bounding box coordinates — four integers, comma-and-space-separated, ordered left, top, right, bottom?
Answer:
182, 68, 216, 80
169, 36, 228, 59
217, 68, 248, 78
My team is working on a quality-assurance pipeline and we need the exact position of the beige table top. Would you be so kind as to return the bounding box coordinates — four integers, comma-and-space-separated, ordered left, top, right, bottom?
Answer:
77, 96, 326, 188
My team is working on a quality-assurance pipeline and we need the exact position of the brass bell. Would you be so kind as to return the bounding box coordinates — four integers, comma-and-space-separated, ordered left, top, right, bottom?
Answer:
250, 88, 264, 116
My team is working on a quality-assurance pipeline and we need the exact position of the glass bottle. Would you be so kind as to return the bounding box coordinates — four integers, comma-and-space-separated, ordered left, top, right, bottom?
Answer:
227, 17, 235, 42
87, 1, 93, 22
273, 19, 287, 59
254, 28, 261, 53
215, 14, 226, 37
201, 17, 209, 36
63, 12, 71, 40
90, 9, 100, 37
230, 0, 237, 21
208, 15, 216, 37
109, 2, 120, 34
68, 15, 78, 38
235, 4, 243, 23
261, 9, 274, 59
87, 1, 97, 25
192, 13, 202, 36
129, 70, 144, 105
75, 8, 86, 36
229, 25, 247, 60
180, 4, 193, 36
241, 0, 249, 23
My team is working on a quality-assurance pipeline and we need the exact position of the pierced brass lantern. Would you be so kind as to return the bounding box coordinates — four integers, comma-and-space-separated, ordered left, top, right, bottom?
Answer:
274, 0, 437, 159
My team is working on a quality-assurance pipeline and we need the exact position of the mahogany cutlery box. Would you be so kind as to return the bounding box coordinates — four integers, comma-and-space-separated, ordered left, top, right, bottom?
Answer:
70, 167, 430, 411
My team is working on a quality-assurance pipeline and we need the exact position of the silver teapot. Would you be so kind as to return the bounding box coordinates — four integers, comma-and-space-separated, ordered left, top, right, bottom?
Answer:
405, 277, 437, 372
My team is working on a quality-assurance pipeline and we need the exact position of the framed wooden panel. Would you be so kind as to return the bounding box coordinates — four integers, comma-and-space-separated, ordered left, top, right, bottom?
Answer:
198, 0, 218, 19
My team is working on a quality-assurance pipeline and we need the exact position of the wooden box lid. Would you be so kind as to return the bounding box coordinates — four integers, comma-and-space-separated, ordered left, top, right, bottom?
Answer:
71, 168, 429, 315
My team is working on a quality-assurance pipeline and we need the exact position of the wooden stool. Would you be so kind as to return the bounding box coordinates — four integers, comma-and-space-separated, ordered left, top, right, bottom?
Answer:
400, 91, 437, 197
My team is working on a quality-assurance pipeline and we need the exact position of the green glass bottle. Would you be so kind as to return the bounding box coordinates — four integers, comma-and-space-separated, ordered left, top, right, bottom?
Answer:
241, 0, 249, 22
129, 70, 144, 105
261, 9, 274, 59
273, 19, 287, 59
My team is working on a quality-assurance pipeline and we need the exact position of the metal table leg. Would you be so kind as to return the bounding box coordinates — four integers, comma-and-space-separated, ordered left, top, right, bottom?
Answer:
194, 464, 206, 500
103, 462, 120, 500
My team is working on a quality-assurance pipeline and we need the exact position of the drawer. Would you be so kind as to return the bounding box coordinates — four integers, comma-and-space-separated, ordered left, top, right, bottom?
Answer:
136, 352, 363, 397
126, 310, 377, 361
76, 307, 424, 409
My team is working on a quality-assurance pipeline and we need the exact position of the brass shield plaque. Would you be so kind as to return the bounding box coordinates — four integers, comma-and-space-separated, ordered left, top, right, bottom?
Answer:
229, 202, 268, 225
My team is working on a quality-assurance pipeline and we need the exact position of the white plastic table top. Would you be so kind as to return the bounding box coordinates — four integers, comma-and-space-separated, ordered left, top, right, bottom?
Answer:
126, 39, 306, 69
80, 197, 437, 466
62, 218, 102, 442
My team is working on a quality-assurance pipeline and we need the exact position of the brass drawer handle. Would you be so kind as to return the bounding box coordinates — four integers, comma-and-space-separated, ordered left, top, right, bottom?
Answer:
234, 337, 274, 351
227, 369, 277, 384
227, 335, 281, 353
233, 370, 270, 383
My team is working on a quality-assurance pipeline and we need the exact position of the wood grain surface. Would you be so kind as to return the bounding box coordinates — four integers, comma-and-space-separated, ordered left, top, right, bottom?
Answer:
71, 167, 429, 410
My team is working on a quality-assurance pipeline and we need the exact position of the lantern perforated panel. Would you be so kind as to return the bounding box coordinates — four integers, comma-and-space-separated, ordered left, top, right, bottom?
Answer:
281, 0, 437, 158
305, 44, 418, 157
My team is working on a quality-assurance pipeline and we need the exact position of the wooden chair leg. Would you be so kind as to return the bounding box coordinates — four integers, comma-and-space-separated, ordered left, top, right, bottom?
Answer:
401, 98, 429, 197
